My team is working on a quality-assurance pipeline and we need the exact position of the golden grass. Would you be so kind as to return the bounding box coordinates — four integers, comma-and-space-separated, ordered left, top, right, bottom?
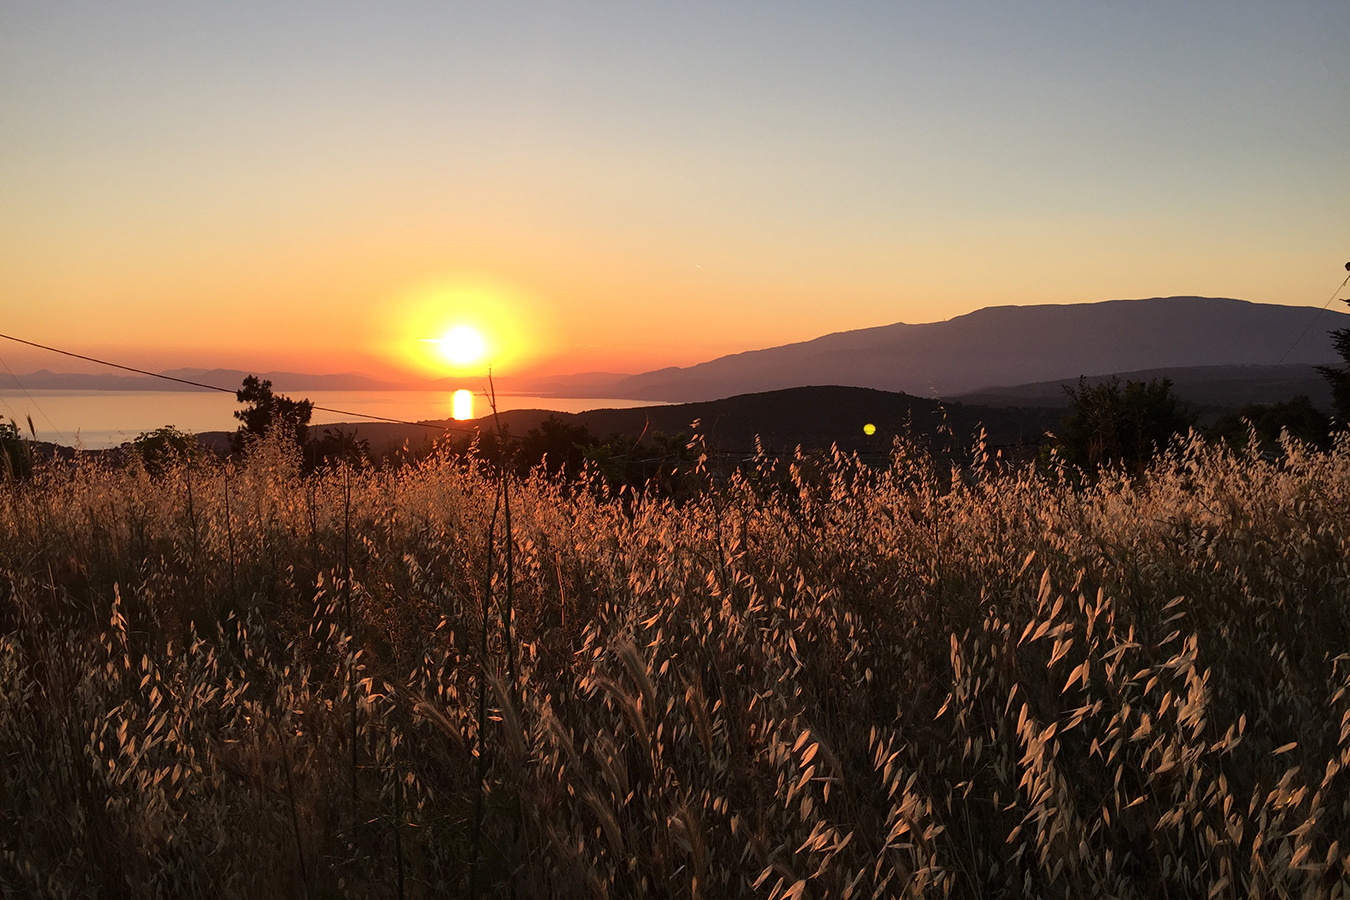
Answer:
0, 430, 1348, 898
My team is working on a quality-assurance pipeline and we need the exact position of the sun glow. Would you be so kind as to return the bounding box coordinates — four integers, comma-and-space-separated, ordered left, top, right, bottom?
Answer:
384, 276, 549, 378
432, 325, 488, 365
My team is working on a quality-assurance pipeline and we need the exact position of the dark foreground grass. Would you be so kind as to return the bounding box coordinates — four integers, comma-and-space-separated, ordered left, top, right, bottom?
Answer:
1, 432, 1348, 898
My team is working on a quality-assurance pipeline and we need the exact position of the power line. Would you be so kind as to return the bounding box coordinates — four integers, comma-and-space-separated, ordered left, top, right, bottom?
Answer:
0, 351, 69, 445
0, 333, 894, 460
0, 332, 996, 465
0, 331, 493, 438
1276, 266, 1350, 364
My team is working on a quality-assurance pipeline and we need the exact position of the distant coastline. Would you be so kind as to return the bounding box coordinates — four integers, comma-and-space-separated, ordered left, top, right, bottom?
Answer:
0, 389, 664, 450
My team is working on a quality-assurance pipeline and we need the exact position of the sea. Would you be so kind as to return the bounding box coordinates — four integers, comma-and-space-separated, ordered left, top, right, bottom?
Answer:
0, 390, 661, 449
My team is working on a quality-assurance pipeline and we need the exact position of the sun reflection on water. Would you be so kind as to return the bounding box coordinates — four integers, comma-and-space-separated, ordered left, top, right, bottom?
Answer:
451, 389, 474, 421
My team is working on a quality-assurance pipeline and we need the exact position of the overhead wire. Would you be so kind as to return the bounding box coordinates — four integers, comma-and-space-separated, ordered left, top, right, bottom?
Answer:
0, 351, 69, 444
0, 330, 1146, 463
0, 332, 893, 461
1276, 265, 1350, 364
0, 370, 24, 422
0, 331, 504, 440
25, 269, 1340, 462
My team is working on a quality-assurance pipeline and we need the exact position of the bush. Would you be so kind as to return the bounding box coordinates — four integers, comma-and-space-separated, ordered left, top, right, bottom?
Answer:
1055, 376, 1196, 472
130, 426, 202, 477
1207, 395, 1333, 455
1315, 298, 1350, 423
0, 418, 32, 481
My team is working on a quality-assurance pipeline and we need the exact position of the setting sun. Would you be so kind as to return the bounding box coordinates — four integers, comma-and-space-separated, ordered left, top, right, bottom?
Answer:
431, 325, 488, 366
386, 277, 547, 378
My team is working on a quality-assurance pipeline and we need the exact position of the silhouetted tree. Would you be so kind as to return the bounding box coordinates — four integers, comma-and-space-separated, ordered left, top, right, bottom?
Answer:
518, 416, 597, 477
0, 418, 33, 481
1055, 376, 1196, 472
132, 426, 201, 477
309, 427, 370, 469
1207, 395, 1332, 455
1315, 296, 1350, 423
232, 375, 313, 454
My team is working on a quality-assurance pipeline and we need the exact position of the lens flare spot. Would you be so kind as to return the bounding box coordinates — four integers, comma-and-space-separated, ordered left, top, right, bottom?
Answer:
863, 423, 877, 436
452, 389, 474, 421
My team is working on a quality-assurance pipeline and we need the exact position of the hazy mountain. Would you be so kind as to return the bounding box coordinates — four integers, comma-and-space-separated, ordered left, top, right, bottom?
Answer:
14, 297, 1345, 408
434, 371, 634, 394
160, 369, 420, 392
7, 368, 418, 392
5, 366, 624, 395
593, 297, 1349, 402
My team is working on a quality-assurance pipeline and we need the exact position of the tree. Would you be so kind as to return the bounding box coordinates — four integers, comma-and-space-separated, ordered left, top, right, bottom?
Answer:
518, 416, 597, 477
131, 426, 201, 477
1055, 376, 1196, 472
1315, 295, 1350, 423
1207, 395, 1332, 455
231, 375, 313, 453
309, 427, 370, 469
0, 418, 33, 481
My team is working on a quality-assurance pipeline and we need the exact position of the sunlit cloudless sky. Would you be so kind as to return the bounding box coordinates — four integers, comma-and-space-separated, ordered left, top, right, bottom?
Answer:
2, 1, 1346, 378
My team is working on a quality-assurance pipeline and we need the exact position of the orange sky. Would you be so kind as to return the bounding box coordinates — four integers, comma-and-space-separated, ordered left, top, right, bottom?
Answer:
2, 3, 1347, 380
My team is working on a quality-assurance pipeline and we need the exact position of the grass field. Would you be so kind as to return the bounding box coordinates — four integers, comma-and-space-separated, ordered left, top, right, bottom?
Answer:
1, 431, 1348, 898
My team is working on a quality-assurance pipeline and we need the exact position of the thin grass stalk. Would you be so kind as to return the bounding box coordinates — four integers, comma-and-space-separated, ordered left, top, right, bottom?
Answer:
470, 451, 503, 900
185, 462, 199, 567
487, 374, 531, 886
223, 465, 237, 604
343, 464, 357, 819
277, 720, 311, 900
488, 373, 518, 691
307, 480, 318, 572
392, 735, 405, 900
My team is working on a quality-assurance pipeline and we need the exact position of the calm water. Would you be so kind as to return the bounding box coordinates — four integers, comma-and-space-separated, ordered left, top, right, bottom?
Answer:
0, 390, 661, 449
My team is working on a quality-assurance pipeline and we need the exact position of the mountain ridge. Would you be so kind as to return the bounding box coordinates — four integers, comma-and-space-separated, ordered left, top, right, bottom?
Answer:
8, 297, 1345, 403
596, 297, 1348, 402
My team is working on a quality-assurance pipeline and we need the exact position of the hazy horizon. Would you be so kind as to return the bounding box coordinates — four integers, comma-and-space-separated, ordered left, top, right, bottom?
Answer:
4, 293, 1345, 384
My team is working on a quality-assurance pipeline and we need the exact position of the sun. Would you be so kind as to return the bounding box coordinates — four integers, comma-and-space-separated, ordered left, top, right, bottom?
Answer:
386, 275, 551, 377
430, 325, 488, 366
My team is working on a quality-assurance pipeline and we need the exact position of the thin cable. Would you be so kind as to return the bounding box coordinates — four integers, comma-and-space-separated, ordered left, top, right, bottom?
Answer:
0, 352, 69, 444
0, 331, 496, 438
0, 383, 23, 421
0, 331, 914, 458
1277, 269, 1350, 364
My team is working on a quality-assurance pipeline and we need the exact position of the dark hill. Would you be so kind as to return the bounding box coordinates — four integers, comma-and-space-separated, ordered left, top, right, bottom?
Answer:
197, 386, 1061, 458
515, 386, 1057, 453
954, 364, 1335, 412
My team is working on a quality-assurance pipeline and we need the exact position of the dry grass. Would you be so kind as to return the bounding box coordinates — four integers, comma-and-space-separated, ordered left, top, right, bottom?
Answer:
1, 429, 1348, 898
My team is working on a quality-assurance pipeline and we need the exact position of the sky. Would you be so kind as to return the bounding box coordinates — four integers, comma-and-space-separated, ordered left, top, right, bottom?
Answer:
2, 1, 1347, 381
